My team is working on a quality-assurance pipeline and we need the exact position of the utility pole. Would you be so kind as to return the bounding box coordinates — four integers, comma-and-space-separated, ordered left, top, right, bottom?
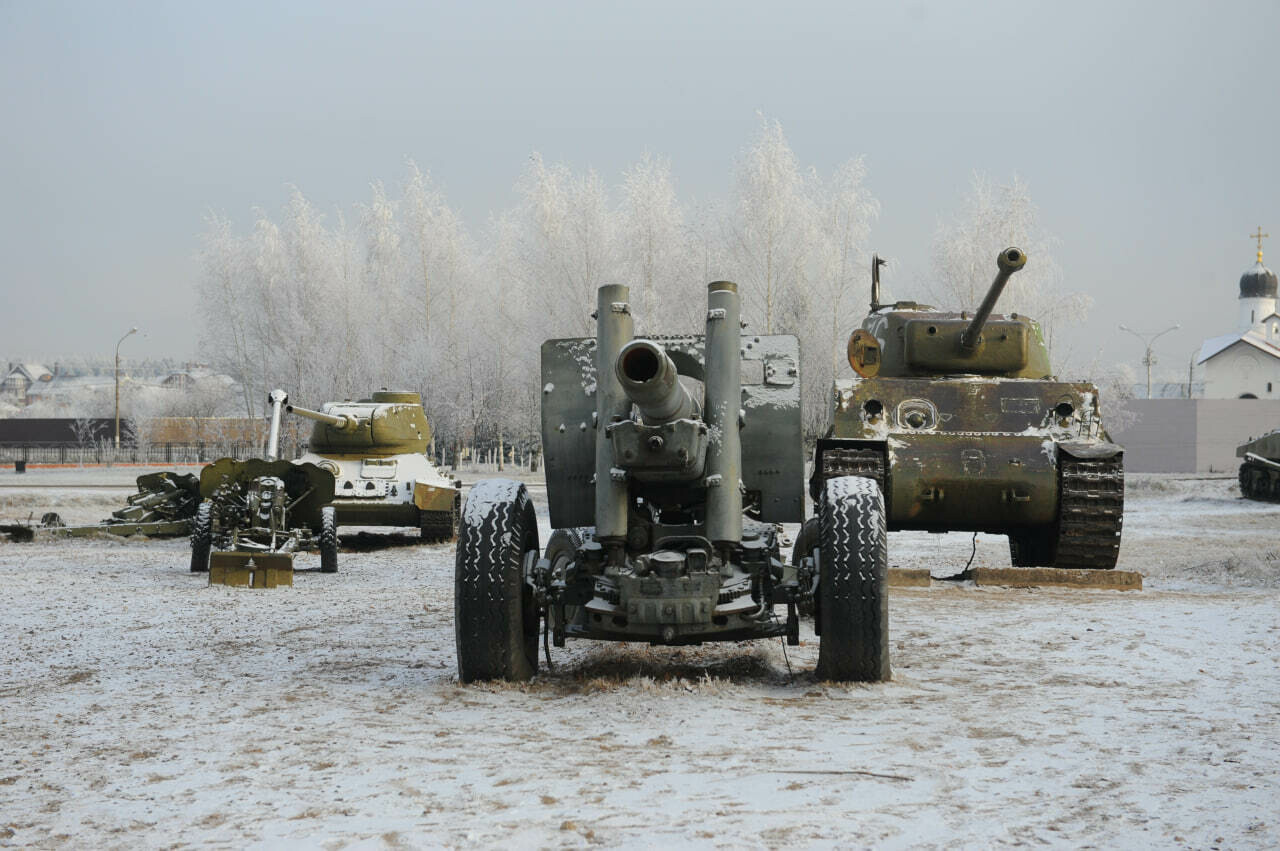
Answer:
1118, 323, 1180, 399
114, 326, 138, 449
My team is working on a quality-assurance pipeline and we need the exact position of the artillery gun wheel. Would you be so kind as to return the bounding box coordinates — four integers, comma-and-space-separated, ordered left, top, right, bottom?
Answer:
189, 501, 213, 573
319, 506, 338, 573
455, 479, 541, 683
815, 476, 890, 683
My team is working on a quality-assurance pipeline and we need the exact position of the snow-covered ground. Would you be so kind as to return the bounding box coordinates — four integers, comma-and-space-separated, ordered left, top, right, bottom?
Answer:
1, 471, 1277, 848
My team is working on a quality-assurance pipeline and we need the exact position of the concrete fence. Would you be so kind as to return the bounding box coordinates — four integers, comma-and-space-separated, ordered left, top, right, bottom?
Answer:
1107, 399, 1280, 473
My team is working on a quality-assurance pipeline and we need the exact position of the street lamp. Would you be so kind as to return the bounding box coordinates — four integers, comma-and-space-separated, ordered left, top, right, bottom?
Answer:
115, 326, 138, 449
1118, 323, 1180, 399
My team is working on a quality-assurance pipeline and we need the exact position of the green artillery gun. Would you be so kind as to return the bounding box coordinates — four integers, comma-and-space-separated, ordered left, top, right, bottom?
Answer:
43, 471, 201, 539
810, 248, 1124, 571
190, 389, 337, 582
454, 281, 890, 683
288, 390, 460, 543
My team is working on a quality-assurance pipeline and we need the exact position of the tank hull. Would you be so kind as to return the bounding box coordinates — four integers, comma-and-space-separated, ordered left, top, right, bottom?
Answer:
815, 376, 1124, 568
1237, 429, 1280, 501
296, 451, 460, 540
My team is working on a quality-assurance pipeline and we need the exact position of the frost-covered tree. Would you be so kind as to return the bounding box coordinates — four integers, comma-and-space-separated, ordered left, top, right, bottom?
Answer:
930, 173, 1089, 362
724, 116, 815, 335
512, 154, 619, 337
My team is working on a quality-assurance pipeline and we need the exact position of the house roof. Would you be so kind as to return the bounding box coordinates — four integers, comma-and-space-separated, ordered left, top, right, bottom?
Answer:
1197, 329, 1280, 364
5, 363, 53, 382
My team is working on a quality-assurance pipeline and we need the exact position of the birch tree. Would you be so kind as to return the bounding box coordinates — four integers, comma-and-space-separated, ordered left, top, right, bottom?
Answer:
930, 173, 1089, 361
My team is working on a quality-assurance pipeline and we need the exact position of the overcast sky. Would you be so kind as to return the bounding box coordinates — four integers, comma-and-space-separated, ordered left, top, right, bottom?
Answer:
1, 0, 1276, 382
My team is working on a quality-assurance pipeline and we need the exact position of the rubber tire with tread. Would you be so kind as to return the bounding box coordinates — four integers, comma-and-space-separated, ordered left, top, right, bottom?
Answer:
189, 500, 213, 573
815, 476, 890, 683
319, 506, 338, 573
454, 479, 541, 683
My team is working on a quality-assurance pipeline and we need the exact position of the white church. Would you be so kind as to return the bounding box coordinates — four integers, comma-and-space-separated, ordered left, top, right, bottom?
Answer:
1197, 229, 1280, 399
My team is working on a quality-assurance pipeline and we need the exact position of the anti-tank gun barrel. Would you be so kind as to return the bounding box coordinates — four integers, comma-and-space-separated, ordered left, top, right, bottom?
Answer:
615, 339, 698, 424
960, 247, 1028, 354
285, 403, 362, 432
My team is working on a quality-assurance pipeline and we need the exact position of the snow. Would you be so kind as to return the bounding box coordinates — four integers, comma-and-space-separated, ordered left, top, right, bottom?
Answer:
0, 470, 1277, 847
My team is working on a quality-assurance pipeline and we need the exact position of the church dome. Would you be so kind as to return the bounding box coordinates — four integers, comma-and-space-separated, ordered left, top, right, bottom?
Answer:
1240, 261, 1278, 299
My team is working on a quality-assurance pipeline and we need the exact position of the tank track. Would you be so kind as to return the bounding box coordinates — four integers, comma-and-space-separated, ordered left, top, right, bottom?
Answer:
814, 447, 886, 501
1053, 454, 1124, 569
420, 493, 461, 543
1239, 460, 1280, 502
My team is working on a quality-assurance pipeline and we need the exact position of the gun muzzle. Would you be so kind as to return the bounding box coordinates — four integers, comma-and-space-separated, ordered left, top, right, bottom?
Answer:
615, 340, 697, 424
960, 247, 1027, 354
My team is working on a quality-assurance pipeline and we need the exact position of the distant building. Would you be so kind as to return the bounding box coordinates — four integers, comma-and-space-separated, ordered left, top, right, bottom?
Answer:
1, 363, 55, 402
1197, 229, 1280, 399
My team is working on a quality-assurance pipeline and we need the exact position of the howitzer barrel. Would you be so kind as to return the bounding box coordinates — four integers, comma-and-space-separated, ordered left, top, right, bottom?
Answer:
286, 403, 359, 431
960, 247, 1028, 353
615, 339, 697, 424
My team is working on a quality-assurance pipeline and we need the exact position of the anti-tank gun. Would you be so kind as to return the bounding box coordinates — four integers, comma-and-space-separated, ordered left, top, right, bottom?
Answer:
815, 246, 1125, 572
288, 390, 460, 542
190, 389, 338, 584
453, 281, 891, 683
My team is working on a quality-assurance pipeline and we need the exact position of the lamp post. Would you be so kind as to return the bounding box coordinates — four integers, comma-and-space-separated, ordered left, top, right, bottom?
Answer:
1118, 323, 1180, 399
114, 326, 138, 449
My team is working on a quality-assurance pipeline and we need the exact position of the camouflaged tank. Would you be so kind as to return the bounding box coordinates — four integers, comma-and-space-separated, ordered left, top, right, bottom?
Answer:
288, 390, 460, 542
810, 248, 1125, 570
1237, 429, 1280, 501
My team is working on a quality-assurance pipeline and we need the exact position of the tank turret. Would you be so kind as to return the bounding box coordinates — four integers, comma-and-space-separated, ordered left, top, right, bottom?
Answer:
287, 390, 430, 455
847, 246, 1050, 380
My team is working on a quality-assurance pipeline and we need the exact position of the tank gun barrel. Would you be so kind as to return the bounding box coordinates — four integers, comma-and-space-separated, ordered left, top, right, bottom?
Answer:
960, 247, 1028, 353
286, 403, 361, 432
615, 339, 697, 425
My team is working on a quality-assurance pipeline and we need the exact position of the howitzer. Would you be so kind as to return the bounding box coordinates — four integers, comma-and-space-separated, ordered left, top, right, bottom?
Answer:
454, 279, 892, 684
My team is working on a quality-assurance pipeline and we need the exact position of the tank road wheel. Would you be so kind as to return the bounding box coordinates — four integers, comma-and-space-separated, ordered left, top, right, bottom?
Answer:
319, 506, 338, 573
815, 476, 890, 683
454, 479, 541, 683
189, 500, 213, 573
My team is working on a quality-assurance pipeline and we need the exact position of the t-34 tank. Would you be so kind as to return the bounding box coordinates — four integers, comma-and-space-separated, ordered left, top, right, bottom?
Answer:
287, 391, 460, 542
810, 247, 1125, 569
1237, 429, 1280, 501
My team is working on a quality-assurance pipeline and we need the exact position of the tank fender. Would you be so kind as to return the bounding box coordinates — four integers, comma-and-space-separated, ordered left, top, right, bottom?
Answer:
1057, 441, 1123, 461
414, 481, 457, 512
